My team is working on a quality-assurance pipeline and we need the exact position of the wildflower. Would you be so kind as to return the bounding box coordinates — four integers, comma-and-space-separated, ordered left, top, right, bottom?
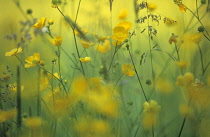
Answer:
184, 72, 194, 85
96, 40, 111, 53
48, 72, 60, 79
190, 32, 202, 44
118, 9, 127, 20
48, 19, 54, 25
117, 21, 132, 31
179, 104, 193, 117
177, 60, 188, 68
178, 4, 187, 12
155, 78, 173, 93
33, 17, 46, 29
122, 64, 135, 76
93, 33, 110, 42
80, 39, 94, 48
23, 117, 42, 129
169, 33, 178, 44
112, 40, 122, 47
74, 28, 88, 37
143, 100, 160, 128
80, 57, 91, 63
0, 109, 17, 122
112, 26, 129, 42
50, 36, 63, 46
24, 53, 44, 68
176, 75, 185, 87
147, 3, 157, 11
5, 47, 22, 56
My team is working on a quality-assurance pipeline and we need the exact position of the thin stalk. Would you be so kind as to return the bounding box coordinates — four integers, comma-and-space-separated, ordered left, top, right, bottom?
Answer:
197, 43, 205, 73
177, 117, 186, 137
57, 47, 62, 82
174, 44, 184, 75
127, 47, 148, 101
202, 61, 210, 76
16, 65, 22, 135
56, 7, 86, 77
37, 67, 41, 116
108, 46, 118, 72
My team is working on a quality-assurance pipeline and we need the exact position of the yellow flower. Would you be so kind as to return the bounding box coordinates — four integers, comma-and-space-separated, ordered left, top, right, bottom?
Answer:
147, 3, 157, 11
169, 33, 178, 44
177, 60, 188, 68
143, 100, 160, 128
80, 39, 94, 48
96, 40, 111, 53
118, 9, 127, 20
5, 47, 22, 56
80, 57, 91, 63
93, 33, 110, 42
74, 28, 88, 37
117, 21, 132, 31
112, 41, 122, 47
23, 117, 42, 129
184, 72, 194, 85
179, 104, 193, 117
178, 4, 187, 13
48, 19, 54, 25
122, 64, 135, 76
176, 75, 185, 87
24, 53, 43, 68
33, 17, 46, 29
112, 26, 129, 42
51, 36, 63, 46
155, 78, 173, 93
0, 109, 17, 122
190, 32, 202, 44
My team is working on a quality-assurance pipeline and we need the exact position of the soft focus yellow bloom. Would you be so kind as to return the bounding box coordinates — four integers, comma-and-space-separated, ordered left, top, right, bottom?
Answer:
48, 19, 54, 25
147, 3, 156, 11
156, 78, 173, 93
118, 9, 127, 20
176, 75, 185, 87
96, 40, 111, 53
5, 47, 22, 56
0, 109, 17, 122
74, 28, 88, 37
190, 33, 202, 44
80, 39, 94, 48
93, 33, 110, 42
178, 4, 186, 12
33, 17, 46, 29
177, 60, 188, 68
117, 21, 132, 31
169, 33, 178, 44
24, 53, 43, 68
51, 36, 63, 46
112, 26, 129, 42
143, 100, 160, 128
80, 57, 91, 63
23, 117, 42, 129
184, 72, 194, 85
179, 104, 193, 117
122, 64, 135, 76
112, 41, 122, 47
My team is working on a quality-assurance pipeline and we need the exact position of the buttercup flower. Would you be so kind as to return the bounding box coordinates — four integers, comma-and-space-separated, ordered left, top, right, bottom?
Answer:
112, 26, 129, 42
24, 53, 44, 68
177, 60, 188, 68
80, 39, 94, 48
147, 3, 157, 11
190, 32, 202, 44
51, 36, 63, 46
96, 40, 111, 53
74, 28, 88, 37
5, 47, 22, 56
122, 64, 135, 76
178, 4, 186, 12
33, 17, 46, 29
117, 21, 132, 31
80, 57, 91, 63
118, 9, 127, 20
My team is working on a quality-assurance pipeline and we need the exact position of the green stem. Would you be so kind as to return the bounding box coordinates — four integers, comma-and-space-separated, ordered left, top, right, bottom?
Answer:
128, 47, 148, 101
197, 43, 205, 73
177, 117, 186, 137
